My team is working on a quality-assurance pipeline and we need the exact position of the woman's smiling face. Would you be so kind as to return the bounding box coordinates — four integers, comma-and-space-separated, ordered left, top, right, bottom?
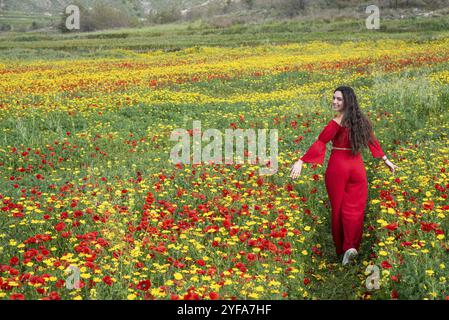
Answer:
332, 90, 345, 112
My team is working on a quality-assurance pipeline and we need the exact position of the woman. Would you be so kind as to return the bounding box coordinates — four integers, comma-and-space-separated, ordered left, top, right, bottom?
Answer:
290, 86, 399, 266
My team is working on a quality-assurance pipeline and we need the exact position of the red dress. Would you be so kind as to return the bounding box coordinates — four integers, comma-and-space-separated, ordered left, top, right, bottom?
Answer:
300, 119, 385, 255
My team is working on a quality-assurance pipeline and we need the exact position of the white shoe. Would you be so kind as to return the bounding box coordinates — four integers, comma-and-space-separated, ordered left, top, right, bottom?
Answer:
342, 248, 358, 266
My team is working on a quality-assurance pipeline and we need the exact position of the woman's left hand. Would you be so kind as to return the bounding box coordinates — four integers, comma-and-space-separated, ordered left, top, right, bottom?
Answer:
384, 159, 399, 173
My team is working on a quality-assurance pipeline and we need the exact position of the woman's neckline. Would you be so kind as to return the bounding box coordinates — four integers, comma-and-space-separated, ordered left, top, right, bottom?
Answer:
332, 118, 344, 127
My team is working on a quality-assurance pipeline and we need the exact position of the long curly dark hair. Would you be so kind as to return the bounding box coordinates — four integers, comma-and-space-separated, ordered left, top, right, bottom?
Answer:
335, 86, 376, 156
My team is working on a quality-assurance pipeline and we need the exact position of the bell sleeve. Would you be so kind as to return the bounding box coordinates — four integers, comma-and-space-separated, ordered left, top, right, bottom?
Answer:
368, 131, 385, 158
299, 120, 340, 165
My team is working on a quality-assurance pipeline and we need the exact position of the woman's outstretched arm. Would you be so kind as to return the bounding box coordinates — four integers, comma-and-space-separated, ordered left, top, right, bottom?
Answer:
369, 131, 400, 173
291, 119, 340, 179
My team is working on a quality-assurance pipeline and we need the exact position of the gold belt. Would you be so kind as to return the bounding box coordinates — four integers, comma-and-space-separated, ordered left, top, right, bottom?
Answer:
332, 147, 351, 150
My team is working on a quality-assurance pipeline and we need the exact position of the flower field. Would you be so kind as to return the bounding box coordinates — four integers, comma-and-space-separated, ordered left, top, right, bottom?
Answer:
1, 35, 449, 300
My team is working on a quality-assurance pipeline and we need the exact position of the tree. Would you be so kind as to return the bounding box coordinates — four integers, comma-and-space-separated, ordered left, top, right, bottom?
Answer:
59, 1, 137, 32
0, 24, 12, 32
243, 0, 255, 9
281, 0, 309, 18
30, 21, 40, 30
147, 6, 181, 24
223, 0, 234, 14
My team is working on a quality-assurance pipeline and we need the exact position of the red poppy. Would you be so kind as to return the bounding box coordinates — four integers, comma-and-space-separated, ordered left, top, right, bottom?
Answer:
10, 293, 25, 300
184, 292, 200, 300
311, 246, 322, 256
235, 262, 247, 273
56, 279, 65, 288
422, 201, 434, 211
61, 231, 71, 238
136, 280, 151, 291
196, 259, 206, 267
209, 292, 219, 300
54, 222, 66, 232
391, 290, 398, 299
103, 276, 113, 286
384, 223, 398, 231
9, 256, 19, 266
36, 288, 46, 295
48, 292, 61, 300
247, 253, 257, 262
73, 210, 83, 218
421, 221, 439, 232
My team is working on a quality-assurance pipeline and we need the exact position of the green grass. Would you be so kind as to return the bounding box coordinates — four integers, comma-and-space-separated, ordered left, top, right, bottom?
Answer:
0, 15, 448, 61
0, 10, 59, 32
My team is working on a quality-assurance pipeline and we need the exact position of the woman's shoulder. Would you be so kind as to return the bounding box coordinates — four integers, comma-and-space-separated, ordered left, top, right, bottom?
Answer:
331, 117, 343, 127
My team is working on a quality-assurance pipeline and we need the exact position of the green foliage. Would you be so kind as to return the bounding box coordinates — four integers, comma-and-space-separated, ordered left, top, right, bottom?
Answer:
1, 15, 448, 61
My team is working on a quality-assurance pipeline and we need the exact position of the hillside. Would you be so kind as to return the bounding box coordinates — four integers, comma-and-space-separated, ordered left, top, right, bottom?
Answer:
0, 0, 207, 15
0, 0, 448, 32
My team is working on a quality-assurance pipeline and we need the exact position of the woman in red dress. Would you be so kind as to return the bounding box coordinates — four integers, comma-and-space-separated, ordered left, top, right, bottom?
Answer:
290, 86, 399, 265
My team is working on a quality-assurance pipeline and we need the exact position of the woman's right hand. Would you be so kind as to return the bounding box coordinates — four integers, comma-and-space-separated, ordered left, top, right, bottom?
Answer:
290, 160, 303, 179
384, 159, 400, 174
